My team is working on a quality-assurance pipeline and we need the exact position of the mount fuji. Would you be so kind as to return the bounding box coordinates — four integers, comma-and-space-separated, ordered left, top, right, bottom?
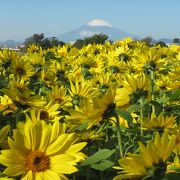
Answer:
57, 19, 139, 42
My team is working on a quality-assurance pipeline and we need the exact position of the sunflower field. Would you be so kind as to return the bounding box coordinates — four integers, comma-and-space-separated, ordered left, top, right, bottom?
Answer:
0, 38, 179, 180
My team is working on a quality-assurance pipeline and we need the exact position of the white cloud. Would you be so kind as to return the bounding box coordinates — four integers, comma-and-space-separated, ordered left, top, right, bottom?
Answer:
87, 19, 112, 27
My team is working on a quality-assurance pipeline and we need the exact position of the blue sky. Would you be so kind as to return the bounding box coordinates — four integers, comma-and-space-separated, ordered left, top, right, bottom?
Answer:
0, 0, 179, 41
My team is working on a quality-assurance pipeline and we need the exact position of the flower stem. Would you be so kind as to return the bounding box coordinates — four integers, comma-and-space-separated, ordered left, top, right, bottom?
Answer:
139, 99, 144, 136
114, 113, 124, 157
150, 70, 156, 113
72, 174, 76, 180
86, 166, 90, 180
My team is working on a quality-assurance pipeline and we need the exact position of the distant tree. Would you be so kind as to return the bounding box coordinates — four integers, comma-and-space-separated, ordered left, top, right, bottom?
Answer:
73, 39, 84, 49
24, 33, 65, 49
24, 33, 44, 47
84, 33, 108, 44
173, 38, 180, 44
155, 41, 167, 47
141, 36, 153, 46
50, 37, 65, 47
33, 33, 44, 43
41, 38, 51, 49
73, 33, 108, 49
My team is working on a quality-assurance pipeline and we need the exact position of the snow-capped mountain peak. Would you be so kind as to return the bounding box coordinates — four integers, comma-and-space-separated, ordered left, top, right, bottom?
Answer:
87, 19, 112, 27
57, 19, 139, 42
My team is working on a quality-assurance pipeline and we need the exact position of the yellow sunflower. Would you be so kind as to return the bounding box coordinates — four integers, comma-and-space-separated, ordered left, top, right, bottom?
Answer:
167, 155, 180, 173
9, 58, 35, 80
77, 130, 105, 142
112, 44, 133, 63
2, 85, 46, 110
115, 88, 130, 108
92, 72, 116, 94
110, 115, 129, 128
65, 97, 101, 131
0, 119, 87, 180
38, 68, 57, 87
49, 60, 68, 75
66, 87, 117, 130
156, 74, 176, 91
113, 131, 176, 180
0, 49, 20, 67
68, 78, 94, 106
23, 51, 45, 66
107, 56, 129, 75
26, 44, 41, 53
0, 177, 14, 180
115, 73, 150, 107
33, 101, 61, 122
142, 112, 177, 130
170, 127, 180, 154
47, 85, 71, 108
132, 46, 166, 74
122, 72, 150, 94
168, 66, 180, 90
56, 45, 69, 57
0, 95, 17, 115
0, 125, 10, 150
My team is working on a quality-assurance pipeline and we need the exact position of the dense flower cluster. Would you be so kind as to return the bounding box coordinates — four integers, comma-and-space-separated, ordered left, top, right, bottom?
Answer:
0, 38, 179, 179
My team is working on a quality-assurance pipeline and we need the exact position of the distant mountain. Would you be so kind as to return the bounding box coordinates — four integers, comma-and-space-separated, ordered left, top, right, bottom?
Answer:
0, 40, 22, 48
157, 38, 173, 44
57, 19, 139, 42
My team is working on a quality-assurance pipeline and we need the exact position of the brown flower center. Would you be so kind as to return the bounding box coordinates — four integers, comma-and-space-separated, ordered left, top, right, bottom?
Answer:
16, 67, 25, 75
40, 110, 49, 120
175, 136, 180, 146
26, 151, 50, 172
54, 97, 63, 104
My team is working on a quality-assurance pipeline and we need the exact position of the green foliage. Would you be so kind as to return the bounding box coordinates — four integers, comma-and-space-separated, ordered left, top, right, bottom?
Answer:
169, 89, 180, 101
90, 160, 114, 171
165, 173, 180, 180
115, 108, 133, 124
24, 33, 65, 49
155, 41, 168, 47
73, 33, 108, 49
80, 149, 115, 171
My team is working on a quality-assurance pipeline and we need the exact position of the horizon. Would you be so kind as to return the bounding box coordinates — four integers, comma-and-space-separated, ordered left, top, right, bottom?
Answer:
0, 0, 180, 42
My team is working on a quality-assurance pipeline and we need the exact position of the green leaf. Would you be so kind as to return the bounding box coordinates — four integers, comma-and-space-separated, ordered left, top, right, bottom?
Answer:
80, 149, 114, 166
170, 90, 180, 101
90, 160, 114, 171
0, 172, 7, 177
39, 86, 50, 95
75, 122, 89, 132
167, 166, 180, 173
127, 104, 140, 113
165, 173, 180, 180
115, 108, 133, 124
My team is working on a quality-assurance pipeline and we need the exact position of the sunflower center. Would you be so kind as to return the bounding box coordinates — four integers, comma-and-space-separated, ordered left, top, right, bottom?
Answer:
118, 53, 129, 62
144, 61, 157, 74
146, 160, 167, 178
44, 77, 50, 81
81, 63, 90, 69
130, 89, 148, 104
26, 151, 50, 172
175, 136, 180, 146
99, 84, 109, 94
102, 103, 116, 119
40, 110, 49, 120
110, 66, 120, 73
54, 97, 63, 103
72, 95, 83, 106
16, 67, 25, 75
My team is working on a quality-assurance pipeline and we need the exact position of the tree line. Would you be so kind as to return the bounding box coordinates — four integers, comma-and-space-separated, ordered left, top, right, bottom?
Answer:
24, 33, 167, 50
24, 33, 109, 49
